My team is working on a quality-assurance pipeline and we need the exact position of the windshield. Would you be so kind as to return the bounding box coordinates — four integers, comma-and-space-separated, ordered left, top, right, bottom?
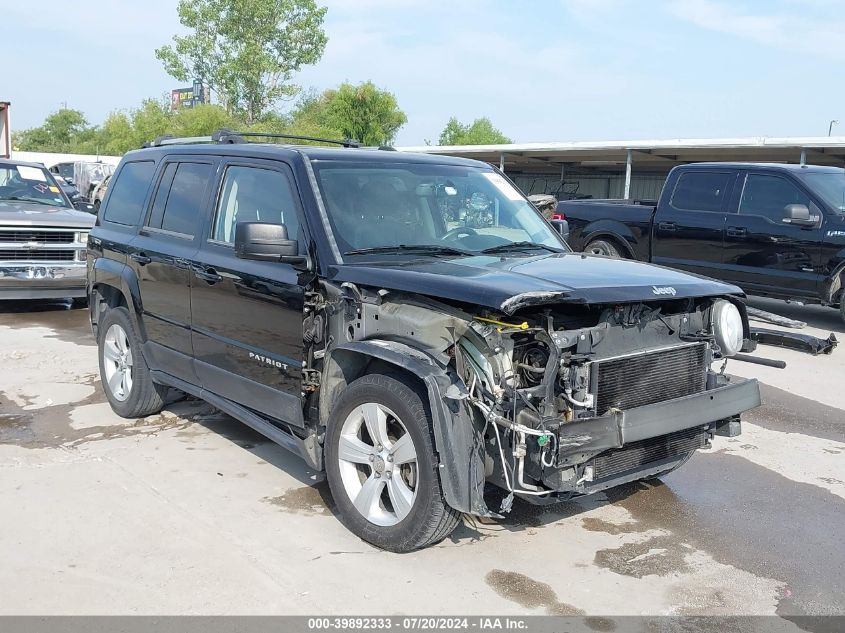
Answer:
313, 162, 566, 260
56, 163, 74, 179
798, 172, 845, 214
0, 165, 70, 207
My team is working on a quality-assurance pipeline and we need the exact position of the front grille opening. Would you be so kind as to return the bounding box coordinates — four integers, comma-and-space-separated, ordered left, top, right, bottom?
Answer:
590, 426, 708, 482
594, 343, 707, 413
0, 249, 76, 261
0, 230, 75, 244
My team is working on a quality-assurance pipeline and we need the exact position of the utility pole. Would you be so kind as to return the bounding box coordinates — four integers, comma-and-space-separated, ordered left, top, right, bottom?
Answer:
829, 120, 839, 136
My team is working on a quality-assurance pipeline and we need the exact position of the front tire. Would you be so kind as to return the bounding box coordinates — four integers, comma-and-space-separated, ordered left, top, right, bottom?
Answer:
585, 239, 622, 257
839, 293, 845, 323
98, 306, 166, 418
325, 374, 461, 552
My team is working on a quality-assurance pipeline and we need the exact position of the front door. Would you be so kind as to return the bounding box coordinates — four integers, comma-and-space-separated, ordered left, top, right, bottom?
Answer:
130, 158, 216, 381
651, 170, 735, 278
720, 171, 824, 298
190, 159, 308, 426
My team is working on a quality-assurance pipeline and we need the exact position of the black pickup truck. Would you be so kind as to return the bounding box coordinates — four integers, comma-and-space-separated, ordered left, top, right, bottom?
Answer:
561, 163, 845, 320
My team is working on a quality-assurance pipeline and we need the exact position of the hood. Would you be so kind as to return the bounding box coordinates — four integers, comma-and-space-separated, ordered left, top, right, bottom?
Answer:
331, 252, 743, 315
0, 201, 95, 229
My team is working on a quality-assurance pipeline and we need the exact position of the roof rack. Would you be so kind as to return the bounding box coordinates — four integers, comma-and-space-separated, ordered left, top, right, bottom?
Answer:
143, 129, 361, 149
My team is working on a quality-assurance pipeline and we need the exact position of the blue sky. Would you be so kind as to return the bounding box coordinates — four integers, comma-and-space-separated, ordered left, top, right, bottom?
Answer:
3, 0, 844, 145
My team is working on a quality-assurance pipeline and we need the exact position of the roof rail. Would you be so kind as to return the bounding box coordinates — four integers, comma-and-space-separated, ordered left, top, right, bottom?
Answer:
218, 130, 361, 148
142, 129, 361, 149
143, 134, 215, 148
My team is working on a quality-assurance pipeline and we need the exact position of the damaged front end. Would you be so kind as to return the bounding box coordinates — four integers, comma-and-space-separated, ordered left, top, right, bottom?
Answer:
315, 282, 761, 517
458, 296, 761, 508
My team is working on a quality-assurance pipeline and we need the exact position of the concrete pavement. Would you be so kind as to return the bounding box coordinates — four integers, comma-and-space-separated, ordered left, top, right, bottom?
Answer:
0, 299, 842, 619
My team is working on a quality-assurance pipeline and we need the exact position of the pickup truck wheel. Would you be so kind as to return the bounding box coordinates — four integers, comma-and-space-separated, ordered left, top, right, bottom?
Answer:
325, 373, 461, 552
98, 307, 166, 418
840, 293, 845, 323
585, 239, 622, 258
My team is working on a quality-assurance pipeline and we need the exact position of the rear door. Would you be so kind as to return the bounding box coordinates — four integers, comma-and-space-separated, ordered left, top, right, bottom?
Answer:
190, 158, 308, 426
651, 170, 735, 278
128, 157, 216, 382
720, 171, 824, 298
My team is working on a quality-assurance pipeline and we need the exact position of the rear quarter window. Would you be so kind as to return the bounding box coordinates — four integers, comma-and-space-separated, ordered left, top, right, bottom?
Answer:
670, 171, 732, 213
102, 160, 156, 226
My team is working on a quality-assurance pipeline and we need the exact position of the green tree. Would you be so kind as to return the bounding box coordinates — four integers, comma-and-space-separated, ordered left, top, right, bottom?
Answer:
13, 108, 94, 152
155, 0, 328, 123
97, 112, 136, 155
129, 99, 174, 147
325, 82, 407, 146
172, 103, 238, 137
283, 89, 342, 140
438, 117, 512, 145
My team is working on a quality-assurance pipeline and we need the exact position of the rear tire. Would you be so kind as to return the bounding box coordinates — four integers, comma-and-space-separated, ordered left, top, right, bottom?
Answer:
585, 239, 623, 258
98, 306, 166, 418
325, 373, 461, 552
839, 293, 845, 323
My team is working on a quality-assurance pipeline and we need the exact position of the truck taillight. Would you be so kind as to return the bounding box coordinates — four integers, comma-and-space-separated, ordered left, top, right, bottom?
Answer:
552, 212, 566, 221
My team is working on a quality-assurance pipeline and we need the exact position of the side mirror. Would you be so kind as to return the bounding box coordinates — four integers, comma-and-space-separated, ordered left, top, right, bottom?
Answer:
783, 204, 817, 226
549, 219, 570, 240
234, 222, 304, 263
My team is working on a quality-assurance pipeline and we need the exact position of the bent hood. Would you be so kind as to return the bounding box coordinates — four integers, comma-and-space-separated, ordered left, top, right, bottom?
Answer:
331, 253, 743, 314
0, 201, 95, 229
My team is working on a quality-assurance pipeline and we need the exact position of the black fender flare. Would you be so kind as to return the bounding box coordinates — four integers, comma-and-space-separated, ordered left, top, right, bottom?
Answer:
581, 220, 638, 258
89, 257, 147, 341
321, 340, 492, 517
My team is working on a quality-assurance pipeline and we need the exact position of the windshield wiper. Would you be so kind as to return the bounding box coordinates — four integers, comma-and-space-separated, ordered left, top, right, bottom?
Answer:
480, 241, 564, 255
2, 196, 57, 207
344, 244, 474, 257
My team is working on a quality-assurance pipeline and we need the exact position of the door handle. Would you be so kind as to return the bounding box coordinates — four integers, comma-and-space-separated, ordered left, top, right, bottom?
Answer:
194, 267, 223, 284
130, 252, 151, 265
727, 226, 747, 238
658, 221, 677, 232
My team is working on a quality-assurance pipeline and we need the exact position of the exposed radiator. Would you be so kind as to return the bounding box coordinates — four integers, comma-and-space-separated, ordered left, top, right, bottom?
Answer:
591, 426, 709, 481
592, 343, 707, 414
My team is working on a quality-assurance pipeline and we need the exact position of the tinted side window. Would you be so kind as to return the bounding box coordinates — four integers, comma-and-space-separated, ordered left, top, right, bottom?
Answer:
212, 165, 300, 245
102, 161, 156, 226
159, 162, 212, 236
146, 163, 178, 230
670, 171, 732, 213
739, 174, 810, 222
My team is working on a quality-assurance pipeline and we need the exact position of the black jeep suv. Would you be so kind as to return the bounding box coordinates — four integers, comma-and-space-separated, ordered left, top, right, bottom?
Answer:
87, 132, 761, 551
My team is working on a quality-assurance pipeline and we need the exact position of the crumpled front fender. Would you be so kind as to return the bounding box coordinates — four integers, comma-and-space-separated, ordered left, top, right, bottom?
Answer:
323, 339, 492, 517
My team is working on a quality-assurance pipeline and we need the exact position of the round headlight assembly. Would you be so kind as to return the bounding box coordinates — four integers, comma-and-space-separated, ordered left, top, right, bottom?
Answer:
711, 300, 744, 356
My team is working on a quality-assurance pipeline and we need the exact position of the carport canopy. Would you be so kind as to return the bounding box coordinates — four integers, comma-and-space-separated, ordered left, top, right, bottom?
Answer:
399, 136, 845, 198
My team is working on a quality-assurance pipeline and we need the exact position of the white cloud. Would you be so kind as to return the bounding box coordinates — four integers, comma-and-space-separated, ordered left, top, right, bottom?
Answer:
298, 2, 631, 143
669, 0, 845, 59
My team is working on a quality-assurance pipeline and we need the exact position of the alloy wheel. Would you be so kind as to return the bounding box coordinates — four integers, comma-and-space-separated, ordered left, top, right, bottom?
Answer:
336, 402, 419, 526
102, 323, 133, 401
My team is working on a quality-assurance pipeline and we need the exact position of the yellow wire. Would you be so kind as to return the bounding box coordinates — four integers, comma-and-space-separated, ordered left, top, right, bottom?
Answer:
474, 316, 529, 330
